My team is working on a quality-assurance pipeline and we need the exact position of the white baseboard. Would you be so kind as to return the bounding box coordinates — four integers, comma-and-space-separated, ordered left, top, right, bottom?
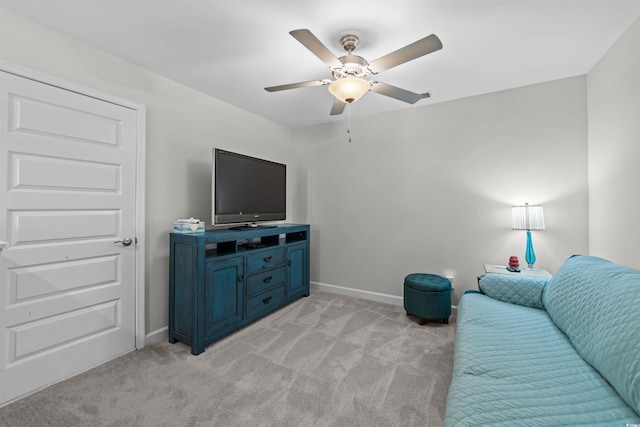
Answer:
311, 281, 404, 306
145, 326, 168, 345
311, 281, 459, 315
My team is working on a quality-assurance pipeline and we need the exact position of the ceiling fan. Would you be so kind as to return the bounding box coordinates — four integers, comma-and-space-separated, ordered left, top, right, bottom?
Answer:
265, 29, 443, 116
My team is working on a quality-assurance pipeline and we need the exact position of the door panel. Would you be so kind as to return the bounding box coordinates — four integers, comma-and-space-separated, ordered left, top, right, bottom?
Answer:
205, 256, 243, 334
0, 70, 138, 405
287, 243, 307, 296
11, 152, 120, 191
10, 300, 119, 360
9, 209, 120, 244
9, 91, 121, 145
10, 255, 118, 300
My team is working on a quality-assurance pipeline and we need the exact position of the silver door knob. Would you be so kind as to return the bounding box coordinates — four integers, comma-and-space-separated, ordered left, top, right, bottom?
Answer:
115, 238, 133, 246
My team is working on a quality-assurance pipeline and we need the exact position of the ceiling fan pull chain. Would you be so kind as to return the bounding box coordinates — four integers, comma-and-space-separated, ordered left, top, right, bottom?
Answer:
347, 103, 352, 143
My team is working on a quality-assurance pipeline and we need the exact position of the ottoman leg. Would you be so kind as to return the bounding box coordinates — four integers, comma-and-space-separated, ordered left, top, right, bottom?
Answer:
418, 318, 426, 325
443, 318, 449, 324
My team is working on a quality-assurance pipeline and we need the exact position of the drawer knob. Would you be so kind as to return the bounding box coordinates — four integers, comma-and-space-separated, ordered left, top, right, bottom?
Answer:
262, 296, 273, 304
237, 274, 244, 282
263, 256, 273, 263
263, 276, 273, 283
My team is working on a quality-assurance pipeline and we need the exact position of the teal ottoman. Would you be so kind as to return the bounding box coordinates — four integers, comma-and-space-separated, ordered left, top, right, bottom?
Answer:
404, 273, 451, 324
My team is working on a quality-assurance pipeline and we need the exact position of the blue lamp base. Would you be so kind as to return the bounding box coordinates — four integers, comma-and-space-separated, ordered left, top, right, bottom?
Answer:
525, 230, 536, 268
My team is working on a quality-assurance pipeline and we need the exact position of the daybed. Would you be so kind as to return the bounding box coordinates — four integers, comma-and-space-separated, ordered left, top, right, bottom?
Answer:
444, 255, 640, 426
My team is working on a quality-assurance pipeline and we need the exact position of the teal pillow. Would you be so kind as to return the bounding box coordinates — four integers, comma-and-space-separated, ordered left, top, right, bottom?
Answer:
478, 273, 548, 309
543, 255, 640, 415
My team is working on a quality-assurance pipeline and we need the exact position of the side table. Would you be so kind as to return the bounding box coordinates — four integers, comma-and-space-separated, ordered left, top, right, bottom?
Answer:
483, 264, 552, 278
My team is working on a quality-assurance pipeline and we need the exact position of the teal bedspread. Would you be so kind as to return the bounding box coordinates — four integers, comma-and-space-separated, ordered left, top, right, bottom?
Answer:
444, 292, 640, 426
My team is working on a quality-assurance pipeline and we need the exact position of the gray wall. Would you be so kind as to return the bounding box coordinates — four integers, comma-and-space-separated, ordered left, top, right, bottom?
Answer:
0, 8, 302, 335
295, 77, 590, 303
587, 17, 640, 270
3, 5, 635, 328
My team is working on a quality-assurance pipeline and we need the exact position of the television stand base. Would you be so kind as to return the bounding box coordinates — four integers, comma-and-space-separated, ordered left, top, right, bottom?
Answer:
169, 224, 310, 355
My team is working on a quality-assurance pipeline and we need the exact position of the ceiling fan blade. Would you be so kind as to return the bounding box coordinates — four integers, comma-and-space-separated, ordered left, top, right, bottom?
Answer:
370, 82, 430, 104
330, 98, 346, 115
264, 80, 327, 92
369, 34, 442, 73
290, 29, 342, 68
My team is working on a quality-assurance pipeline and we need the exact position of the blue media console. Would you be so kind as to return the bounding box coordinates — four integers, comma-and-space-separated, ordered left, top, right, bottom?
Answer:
169, 224, 310, 355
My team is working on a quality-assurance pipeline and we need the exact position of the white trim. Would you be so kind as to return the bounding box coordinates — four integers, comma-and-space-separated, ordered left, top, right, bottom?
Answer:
134, 103, 147, 350
311, 281, 404, 306
145, 327, 168, 346
311, 281, 459, 315
0, 59, 147, 349
0, 60, 143, 110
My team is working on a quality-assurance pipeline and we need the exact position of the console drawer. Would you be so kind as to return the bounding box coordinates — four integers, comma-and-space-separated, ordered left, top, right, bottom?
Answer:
246, 286, 285, 318
246, 247, 285, 274
246, 266, 285, 296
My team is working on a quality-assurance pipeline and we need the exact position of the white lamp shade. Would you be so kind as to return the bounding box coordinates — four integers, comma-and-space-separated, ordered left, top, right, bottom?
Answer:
328, 77, 370, 103
512, 204, 545, 231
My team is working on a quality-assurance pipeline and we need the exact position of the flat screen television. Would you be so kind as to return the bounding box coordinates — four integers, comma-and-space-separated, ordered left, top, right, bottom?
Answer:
212, 148, 286, 228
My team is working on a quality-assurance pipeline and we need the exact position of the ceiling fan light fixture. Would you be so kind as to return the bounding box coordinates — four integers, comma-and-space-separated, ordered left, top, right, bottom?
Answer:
265, 29, 443, 116
328, 77, 370, 103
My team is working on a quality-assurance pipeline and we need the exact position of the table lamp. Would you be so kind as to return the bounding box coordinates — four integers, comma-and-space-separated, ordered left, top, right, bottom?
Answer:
512, 203, 545, 268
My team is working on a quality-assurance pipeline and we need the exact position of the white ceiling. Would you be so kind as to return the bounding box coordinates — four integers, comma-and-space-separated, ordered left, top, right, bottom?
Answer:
2, 1, 639, 129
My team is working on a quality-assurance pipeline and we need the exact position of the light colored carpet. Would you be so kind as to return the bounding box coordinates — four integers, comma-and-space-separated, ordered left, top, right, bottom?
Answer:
0, 291, 456, 427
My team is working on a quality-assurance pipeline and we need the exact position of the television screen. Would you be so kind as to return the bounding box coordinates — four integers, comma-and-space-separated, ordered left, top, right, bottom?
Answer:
212, 149, 286, 227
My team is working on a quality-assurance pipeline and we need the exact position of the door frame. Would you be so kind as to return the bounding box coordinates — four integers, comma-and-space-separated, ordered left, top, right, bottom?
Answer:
0, 59, 147, 350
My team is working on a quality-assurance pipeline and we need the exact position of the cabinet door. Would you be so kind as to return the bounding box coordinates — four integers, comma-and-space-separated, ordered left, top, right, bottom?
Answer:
287, 242, 308, 297
205, 256, 244, 335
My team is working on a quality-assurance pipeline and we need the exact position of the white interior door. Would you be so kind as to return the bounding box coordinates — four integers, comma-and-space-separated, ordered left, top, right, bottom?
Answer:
0, 70, 139, 405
